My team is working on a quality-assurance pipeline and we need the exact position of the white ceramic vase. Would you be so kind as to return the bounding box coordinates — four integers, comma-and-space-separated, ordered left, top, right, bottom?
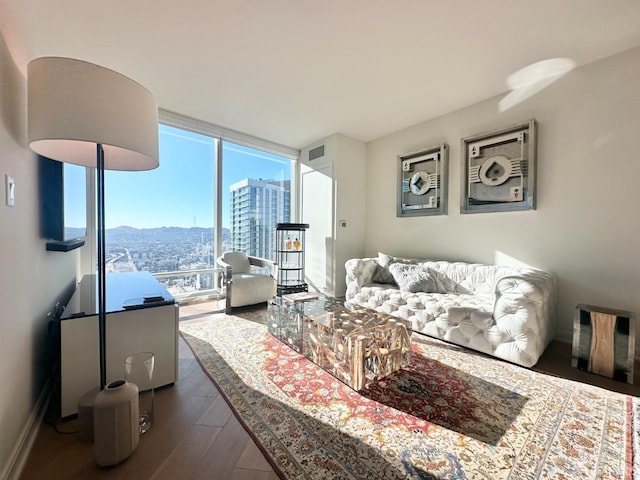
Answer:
93, 380, 140, 467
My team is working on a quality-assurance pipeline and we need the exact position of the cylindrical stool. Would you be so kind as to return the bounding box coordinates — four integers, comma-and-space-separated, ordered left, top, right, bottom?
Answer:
93, 380, 139, 467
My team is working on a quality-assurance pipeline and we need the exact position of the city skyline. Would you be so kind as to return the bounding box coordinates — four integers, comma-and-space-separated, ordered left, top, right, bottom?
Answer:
103, 124, 292, 230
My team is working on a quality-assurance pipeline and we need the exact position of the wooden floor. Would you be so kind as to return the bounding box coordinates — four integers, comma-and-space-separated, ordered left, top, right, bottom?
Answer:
20, 301, 278, 480
19, 301, 640, 479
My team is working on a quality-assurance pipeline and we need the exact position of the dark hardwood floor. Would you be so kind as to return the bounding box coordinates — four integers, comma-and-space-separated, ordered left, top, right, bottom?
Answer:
19, 301, 639, 479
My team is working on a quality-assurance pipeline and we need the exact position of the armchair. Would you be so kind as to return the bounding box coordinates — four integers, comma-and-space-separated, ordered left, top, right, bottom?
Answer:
216, 251, 277, 313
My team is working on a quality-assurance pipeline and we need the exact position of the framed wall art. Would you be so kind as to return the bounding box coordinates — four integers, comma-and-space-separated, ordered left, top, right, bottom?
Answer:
397, 144, 448, 217
461, 119, 536, 214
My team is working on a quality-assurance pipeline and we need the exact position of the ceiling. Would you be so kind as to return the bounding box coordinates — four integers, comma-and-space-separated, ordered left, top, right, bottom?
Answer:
2, 0, 640, 150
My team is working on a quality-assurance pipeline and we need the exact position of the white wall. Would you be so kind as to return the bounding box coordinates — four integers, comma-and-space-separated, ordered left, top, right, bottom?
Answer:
301, 134, 366, 296
333, 134, 367, 296
365, 46, 640, 344
0, 34, 79, 478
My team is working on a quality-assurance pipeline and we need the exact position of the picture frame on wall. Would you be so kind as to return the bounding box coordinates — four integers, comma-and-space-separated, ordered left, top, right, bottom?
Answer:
397, 144, 448, 217
460, 119, 536, 214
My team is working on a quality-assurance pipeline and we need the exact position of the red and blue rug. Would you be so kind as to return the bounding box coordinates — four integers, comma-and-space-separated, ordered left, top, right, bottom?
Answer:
180, 312, 639, 479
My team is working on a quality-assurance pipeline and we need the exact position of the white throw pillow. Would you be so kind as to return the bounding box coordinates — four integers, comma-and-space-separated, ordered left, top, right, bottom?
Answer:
389, 263, 450, 294
372, 252, 416, 284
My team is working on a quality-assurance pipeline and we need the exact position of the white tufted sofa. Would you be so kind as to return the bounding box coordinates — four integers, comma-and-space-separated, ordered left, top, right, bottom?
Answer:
345, 254, 557, 367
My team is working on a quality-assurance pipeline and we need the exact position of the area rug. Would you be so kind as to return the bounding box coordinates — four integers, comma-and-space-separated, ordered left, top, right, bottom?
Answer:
180, 313, 640, 479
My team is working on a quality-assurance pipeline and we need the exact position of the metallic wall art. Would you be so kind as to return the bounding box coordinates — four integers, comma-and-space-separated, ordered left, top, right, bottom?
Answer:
397, 144, 448, 217
461, 119, 536, 214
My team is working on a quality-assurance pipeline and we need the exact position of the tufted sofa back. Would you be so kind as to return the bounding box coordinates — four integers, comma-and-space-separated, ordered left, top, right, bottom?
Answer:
421, 261, 526, 297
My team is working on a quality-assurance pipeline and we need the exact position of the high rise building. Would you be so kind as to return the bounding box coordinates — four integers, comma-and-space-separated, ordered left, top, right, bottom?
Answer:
230, 178, 290, 259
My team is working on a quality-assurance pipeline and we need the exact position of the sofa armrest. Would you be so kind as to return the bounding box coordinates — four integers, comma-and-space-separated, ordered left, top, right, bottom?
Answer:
248, 256, 277, 277
345, 257, 378, 300
216, 256, 233, 280
215, 256, 234, 313
493, 269, 557, 359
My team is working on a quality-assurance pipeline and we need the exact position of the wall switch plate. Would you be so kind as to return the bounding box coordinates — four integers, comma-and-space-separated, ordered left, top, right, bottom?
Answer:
5, 175, 15, 206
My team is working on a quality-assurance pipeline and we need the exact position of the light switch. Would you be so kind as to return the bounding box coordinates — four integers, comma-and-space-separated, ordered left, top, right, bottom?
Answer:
6, 175, 15, 206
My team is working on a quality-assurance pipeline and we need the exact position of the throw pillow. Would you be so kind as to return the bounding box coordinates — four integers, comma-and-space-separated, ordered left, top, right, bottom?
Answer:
419, 263, 459, 293
372, 252, 416, 285
389, 263, 451, 294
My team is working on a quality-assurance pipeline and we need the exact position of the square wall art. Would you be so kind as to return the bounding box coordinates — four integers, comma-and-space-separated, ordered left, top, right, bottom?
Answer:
461, 119, 536, 214
397, 144, 448, 217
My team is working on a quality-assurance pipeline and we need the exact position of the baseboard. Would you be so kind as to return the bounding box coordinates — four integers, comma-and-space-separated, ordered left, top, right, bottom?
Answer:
1, 378, 53, 480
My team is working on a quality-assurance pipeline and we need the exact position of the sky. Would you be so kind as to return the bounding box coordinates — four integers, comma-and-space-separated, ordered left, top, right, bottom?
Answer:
102, 124, 292, 230
63, 162, 88, 229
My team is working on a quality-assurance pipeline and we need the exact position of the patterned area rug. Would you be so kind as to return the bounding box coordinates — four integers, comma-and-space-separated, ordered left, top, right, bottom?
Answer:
180, 311, 639, 479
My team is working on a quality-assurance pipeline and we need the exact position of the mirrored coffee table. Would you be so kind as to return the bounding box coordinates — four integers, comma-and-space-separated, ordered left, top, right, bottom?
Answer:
268, 296, 412, 390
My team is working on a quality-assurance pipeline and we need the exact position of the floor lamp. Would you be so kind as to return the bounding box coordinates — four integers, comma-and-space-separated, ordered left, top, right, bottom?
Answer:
27, 57, 159, 391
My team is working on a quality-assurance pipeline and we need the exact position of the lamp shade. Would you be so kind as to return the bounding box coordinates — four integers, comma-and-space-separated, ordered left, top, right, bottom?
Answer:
28, 57, 159, 171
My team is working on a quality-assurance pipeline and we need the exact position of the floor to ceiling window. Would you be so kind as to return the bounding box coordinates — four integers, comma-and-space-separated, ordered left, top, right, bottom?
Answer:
104, 124, 217, 301
102, 114, 296, 302
222, 141, 291, 260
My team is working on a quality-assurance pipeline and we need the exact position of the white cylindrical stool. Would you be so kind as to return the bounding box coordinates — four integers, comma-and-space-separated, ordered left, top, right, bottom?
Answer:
93, 380, 139, 467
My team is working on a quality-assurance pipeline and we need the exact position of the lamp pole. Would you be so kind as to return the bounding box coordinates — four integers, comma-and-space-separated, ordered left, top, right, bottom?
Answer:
97, 144, 107, 389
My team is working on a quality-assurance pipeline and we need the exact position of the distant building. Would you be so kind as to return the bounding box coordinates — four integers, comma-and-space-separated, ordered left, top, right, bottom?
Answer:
230, 178, 290, 259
